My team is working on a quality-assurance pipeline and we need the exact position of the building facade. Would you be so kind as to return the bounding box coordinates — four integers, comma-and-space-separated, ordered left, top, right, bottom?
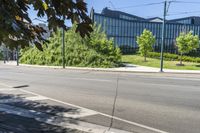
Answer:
92, 8, 200, 54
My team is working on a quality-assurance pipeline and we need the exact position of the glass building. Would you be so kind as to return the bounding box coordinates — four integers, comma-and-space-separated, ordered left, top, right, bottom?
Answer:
91, 8, 200, 53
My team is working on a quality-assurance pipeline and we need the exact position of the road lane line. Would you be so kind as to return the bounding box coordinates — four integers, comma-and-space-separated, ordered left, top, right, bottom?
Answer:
25, 95, 48, 101
0, 104, 130, 133
0, 88, 16, 91
150, 76, 200, 81
66, 77, 112, 82
0, 96, 49, 104
0, 82, 12, 88
61, 108, 98, 119
20, 89, 168, 133
0, 95, 98, 119
0, 82, 168, 133
131, 75, 200, 81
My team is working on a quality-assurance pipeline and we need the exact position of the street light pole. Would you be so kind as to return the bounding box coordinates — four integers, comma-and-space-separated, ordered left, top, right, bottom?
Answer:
32, 17, 66, 68
160, 0, 167, 72
62, 15, 65, 69
3, 44, 6, 64
16, 46, 19, 66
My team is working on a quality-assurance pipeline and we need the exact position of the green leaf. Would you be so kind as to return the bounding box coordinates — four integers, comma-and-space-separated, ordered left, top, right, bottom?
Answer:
34, 41, 43, 51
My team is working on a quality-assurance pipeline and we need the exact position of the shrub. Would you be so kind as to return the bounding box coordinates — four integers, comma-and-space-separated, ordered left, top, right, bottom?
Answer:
20, 24, 121, 68
186, 49, 200, 57
147, 52, 200, 63
119, 45, 137, 54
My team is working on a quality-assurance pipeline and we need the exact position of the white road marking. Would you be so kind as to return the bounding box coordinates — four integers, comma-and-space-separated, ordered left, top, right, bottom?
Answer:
61, 108, 98, 119
66, 77, 112, 82
0, 104, 130, 133
0, 88, 16, 91
20, 89, 168, 133
165, 77, 200, 81
147, 76, 200, 81
0, 96, 48, 104
0, 83, 12, 88
0, 81, 168, 133
0, 84, 98, 120
0, 89, 98, 119
25, 95, 48, 101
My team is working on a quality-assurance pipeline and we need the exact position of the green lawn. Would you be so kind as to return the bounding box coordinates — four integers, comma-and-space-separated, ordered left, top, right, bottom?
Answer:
122, 55, 200, 70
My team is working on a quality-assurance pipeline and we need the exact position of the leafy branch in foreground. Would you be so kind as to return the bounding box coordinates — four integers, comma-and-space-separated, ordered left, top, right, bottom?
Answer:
0, 0, 93, 50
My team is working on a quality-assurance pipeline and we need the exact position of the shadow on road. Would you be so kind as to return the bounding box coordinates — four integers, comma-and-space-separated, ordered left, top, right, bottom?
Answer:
0, 93, 84, 133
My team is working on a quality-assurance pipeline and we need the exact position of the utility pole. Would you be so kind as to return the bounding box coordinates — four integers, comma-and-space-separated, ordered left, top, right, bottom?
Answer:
62, 15, 65, 69
160, 0, 167, 72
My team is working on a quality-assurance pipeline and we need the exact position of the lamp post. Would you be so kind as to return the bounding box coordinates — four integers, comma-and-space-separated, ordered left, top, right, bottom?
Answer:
16, 46, 19, 66
62, 16, 65, 69
3, 44, 6, 64
33, 18, 66, 69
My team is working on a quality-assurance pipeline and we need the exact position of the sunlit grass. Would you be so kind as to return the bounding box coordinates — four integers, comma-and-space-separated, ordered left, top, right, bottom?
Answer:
122, 55, 200, 70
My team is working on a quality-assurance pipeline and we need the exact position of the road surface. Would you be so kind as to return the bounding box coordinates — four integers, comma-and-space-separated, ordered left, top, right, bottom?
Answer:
0, 65, 200, 133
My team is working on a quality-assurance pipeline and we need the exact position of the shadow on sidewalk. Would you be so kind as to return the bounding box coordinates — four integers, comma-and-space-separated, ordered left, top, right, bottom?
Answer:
0, 93, 85, 133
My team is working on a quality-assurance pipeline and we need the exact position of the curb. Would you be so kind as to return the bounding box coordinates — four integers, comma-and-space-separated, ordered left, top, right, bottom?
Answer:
18, 64, 157, 73
9, 63, 200, 75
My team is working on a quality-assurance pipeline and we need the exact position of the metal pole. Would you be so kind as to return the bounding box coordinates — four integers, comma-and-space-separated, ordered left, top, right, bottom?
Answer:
6, 46, 9, 62
16, 46, 19, 66
160, 1, 167, 72
62, 16, 65, 69
3, 45, 6, 64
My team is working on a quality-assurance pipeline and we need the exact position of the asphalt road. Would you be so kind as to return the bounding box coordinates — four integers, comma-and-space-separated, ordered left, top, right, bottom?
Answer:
1, 65, 200, 133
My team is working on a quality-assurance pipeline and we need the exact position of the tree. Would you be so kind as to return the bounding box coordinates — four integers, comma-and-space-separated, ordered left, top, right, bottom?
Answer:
0, 0, 93, 50
176, 31, 199, 65
136, 29, 156, 62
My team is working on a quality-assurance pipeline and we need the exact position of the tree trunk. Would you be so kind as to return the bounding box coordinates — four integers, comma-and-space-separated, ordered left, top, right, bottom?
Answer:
144, 53, 147, 62
180, 53, 183, 65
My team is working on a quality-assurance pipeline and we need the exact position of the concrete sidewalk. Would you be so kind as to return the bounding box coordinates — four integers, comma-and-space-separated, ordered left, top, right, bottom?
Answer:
1, 60, 200, 74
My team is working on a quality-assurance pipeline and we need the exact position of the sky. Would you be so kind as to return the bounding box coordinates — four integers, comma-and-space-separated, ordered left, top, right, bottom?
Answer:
29, 0, 200, 24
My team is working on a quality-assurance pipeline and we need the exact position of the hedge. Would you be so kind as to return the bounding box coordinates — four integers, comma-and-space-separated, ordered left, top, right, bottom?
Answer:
147, 52, 200, 63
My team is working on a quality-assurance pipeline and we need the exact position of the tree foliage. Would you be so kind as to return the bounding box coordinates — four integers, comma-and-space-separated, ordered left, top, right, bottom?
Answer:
20, 24, 121, 68
176, 31, 199, 65
0, 0, 92, 50
136, 29, 156, 61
